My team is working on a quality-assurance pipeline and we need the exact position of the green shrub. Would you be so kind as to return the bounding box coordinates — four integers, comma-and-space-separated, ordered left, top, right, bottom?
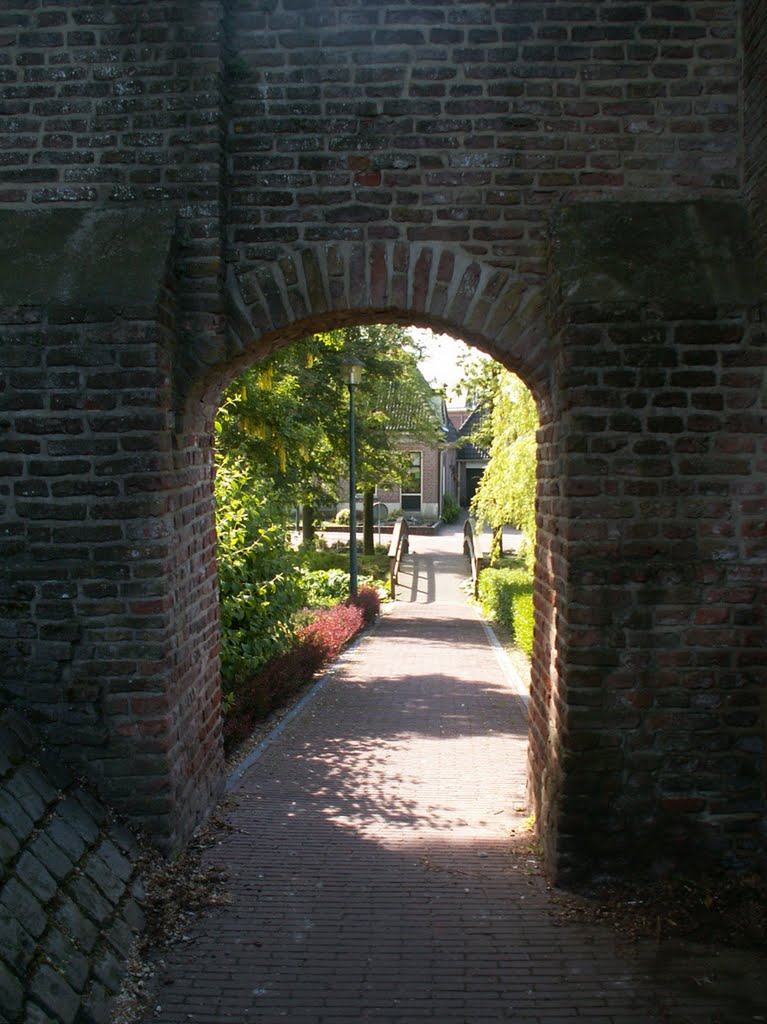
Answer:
441, 493, 460, 523
335, 507, 350, 525
300, 545, 390, 589
298, 567, 384, 606
299, 567, 351, 606
216, 457, 304, 686
477, 563, 534, 656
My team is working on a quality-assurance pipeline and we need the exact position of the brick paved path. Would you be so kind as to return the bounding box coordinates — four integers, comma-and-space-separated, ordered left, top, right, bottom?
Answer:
143, 540, 749, 1024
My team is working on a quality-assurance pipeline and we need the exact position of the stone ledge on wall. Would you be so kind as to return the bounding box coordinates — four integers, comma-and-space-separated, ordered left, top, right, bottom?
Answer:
550, 200, 766, 312
0, 208, 177, 319
0, 710, 147, 1024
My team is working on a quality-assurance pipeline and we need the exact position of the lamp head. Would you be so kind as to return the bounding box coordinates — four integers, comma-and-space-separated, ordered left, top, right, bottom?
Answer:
341, 356, 365, 386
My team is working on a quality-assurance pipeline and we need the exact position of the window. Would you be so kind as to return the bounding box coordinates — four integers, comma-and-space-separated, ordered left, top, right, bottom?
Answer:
401, 451, 422, 512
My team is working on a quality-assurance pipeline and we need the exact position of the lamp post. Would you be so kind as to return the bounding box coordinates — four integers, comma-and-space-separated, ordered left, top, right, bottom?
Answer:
342, 357, 364, 598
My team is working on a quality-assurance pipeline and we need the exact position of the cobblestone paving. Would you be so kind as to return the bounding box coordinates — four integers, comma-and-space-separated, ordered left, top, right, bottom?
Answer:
144, 591, 745, 1023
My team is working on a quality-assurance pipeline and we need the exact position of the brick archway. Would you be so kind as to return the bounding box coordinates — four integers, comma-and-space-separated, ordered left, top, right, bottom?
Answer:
1, 0, 765, 879
173, 245, 565, 866
183, 243, 550, 413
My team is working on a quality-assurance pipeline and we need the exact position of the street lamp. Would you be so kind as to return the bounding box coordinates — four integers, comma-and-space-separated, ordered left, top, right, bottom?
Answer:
342, 357, 364, 597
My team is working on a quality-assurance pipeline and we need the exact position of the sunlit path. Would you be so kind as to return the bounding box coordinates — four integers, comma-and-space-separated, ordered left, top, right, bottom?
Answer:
143, 535, 746, 1024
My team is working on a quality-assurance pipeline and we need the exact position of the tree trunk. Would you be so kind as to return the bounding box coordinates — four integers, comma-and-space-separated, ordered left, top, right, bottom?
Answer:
491, 524, 504, 564
363, 488, 375, 555
301, 504, 315, 545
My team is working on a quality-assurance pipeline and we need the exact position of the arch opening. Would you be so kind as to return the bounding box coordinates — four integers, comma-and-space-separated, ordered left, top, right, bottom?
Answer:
168, 270, 565, 870
210, 321, 541, 759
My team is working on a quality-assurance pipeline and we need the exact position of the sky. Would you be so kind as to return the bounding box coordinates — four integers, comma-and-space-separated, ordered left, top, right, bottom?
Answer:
407, 328, 487, 408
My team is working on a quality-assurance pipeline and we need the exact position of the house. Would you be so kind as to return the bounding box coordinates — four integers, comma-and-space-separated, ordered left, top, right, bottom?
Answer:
373, 387, 459, 520
451, 404, 491, 508
336, 367, 491, 522
373, 393, 491, 520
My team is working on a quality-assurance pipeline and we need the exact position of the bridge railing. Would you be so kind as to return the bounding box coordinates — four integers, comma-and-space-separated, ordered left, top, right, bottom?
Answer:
463, 517, 484, 597
388, 517, 409, 599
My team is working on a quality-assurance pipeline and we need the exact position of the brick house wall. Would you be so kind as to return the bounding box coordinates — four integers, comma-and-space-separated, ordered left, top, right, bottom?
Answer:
375, 441, 440, 518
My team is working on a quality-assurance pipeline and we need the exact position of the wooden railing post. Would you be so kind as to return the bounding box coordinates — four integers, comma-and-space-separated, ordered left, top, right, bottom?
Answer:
463, 518, 483, 598
388, 517, 409, 599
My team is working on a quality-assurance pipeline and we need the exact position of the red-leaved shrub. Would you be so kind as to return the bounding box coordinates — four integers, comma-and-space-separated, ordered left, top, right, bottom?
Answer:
298, 601, 364, 660
223, 597, 376, 755
345, 584, 381, 625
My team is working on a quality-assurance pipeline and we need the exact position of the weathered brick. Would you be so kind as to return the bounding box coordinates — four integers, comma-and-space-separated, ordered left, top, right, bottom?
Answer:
0, 910, 37, 973
15, 849, 58, 903
43, 928, 89, 994
1, 878, 46, 939
47, 816, 87, 863
29, 964, 80, 1024
0, 788, 35, 842
55, 896, 99, 954
0, 961, 24, 1019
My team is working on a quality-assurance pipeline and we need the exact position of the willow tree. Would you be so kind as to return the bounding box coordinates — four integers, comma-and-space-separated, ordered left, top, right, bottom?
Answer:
470, 371, 538, 564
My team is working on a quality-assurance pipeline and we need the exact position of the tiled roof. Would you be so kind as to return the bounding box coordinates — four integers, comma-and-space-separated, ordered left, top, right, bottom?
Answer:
456, 404, 490, 460
383, 367, 457, 443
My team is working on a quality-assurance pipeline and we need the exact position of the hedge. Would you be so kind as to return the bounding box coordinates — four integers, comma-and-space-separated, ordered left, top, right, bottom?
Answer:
477, 564, 534, 656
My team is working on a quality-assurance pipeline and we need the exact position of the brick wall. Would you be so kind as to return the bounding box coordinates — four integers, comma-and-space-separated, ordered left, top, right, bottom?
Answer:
0, 0, 230, 392
532, 305, 767, 877
0, 1, 228, 850
0, 204, 225, 852
744, 0, 767, 267
0, 1, 223, 207
1, 0, 765, 879
226, 0, 741, 289
0, 301, 223, 852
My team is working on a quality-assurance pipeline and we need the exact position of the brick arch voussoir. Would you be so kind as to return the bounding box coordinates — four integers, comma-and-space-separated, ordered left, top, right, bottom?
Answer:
191, 243, 552, 415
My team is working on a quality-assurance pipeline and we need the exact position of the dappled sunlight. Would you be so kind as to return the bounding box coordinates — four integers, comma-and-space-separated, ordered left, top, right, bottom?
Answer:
260, 649, 530, 848
308, 730, 529, 845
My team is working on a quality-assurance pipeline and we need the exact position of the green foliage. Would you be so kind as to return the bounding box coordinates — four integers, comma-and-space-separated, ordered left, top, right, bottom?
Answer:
299, 567, 351, 605
477, 561, 534, 656
215, 333, 346, 510
216, 457, 304, 686
298, 567, 380, 607
456, 349, 499, 427
215, 325, 443, 514
470, 371, 538, 561
300, 545, 390, 586
441, 493, 460, 523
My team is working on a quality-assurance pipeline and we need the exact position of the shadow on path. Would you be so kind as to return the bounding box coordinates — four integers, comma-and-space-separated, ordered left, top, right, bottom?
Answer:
139, 531, 761, 1024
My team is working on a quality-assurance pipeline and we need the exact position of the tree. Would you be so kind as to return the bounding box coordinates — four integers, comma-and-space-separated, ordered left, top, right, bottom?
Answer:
469, 371, 538, 565
215, 332, 346, 530
215, 456, 305, 686
215, 325, 442, 546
